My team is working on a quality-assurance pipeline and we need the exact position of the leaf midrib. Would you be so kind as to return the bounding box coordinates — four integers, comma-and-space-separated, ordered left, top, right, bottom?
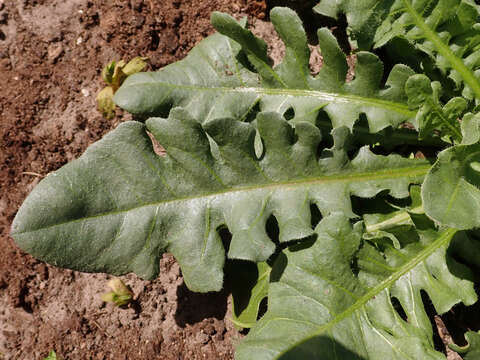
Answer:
13, 163, 430, 235
273, 227, 458, 359
122, 82, 416, 117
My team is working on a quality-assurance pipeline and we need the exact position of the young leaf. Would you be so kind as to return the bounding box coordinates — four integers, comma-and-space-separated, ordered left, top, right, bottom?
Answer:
405, 74, 466, 141
10, 110, 429, 292
236, 213, 476, 360
114, 8, 416, 133
102, 60, 116, 84
101, 278, 134, 307
97, 57, 148, 119
122, 57, 149, 77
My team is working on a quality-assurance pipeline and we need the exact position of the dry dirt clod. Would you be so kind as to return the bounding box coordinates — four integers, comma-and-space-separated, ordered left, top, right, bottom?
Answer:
47, 43, 63, 64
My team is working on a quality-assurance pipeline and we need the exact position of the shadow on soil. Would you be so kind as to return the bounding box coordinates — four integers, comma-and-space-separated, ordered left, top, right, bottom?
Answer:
175, 282, 229, 327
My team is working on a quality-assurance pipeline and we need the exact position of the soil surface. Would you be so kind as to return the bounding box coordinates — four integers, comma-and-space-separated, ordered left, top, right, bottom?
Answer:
0, 1, 268, 359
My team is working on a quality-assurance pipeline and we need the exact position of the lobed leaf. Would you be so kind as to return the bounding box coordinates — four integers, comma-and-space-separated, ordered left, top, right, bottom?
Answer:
405, 74, 466, 141
237, 213, 477, 360
315, 0, 480, 101
114, 8, 416, 133
11, 109, 429, 292
313, 0, 394, 50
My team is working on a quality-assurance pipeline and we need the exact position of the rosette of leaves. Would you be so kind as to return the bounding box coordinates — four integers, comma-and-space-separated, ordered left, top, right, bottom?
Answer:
9, 5, 480, 360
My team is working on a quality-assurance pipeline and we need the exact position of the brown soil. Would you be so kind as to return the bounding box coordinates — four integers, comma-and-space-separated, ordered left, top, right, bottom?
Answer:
0, 1, 268, 359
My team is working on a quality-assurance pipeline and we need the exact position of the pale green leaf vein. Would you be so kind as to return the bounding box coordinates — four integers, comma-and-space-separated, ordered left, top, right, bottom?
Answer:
13, 164, 430, 235
275, 227, 458, 358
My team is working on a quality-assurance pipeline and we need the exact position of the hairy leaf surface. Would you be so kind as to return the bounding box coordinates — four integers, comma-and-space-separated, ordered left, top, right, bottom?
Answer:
114, 7, 416, 133
11, 109, 429, 292
236, 213, 477, 359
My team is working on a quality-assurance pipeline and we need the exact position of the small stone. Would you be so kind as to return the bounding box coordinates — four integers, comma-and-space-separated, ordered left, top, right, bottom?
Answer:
76, 36, 83, 45
47, 43, 63, 63
81, 88, 90, 97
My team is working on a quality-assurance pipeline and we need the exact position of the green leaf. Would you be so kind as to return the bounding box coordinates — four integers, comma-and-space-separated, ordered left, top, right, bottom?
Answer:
315, 0, 480, 101
43, 351, 58, 360
10, 109, 429, 292
236, 213, 477, 359
114, 8, 416, 133
102, 61, 116, 84
363, 204, 424, 250
313, 0, 393, 50
398, 0, 480, 101
450, 331, 480, 360
422, 142, 480, 229
461, 112, 480, 144
229, 261, 271, 329
405, 74, 466, 141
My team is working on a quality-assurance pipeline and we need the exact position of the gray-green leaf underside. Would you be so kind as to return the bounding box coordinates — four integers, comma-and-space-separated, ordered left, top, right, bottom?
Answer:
315, 0, 480, 101
114, 7, 416, 133
236, 213, 478, 360
11, 109, 428, 292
